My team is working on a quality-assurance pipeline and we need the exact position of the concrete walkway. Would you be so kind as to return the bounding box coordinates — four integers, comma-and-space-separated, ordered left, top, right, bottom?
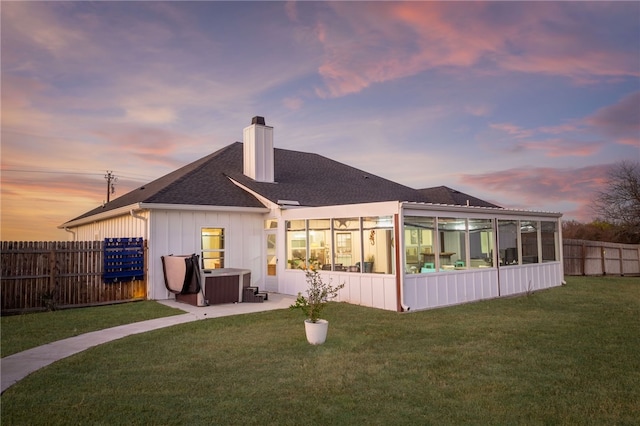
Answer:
1, 294, 295, 394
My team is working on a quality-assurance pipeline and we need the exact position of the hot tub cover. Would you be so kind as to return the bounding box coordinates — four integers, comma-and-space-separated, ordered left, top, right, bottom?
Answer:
161, 254, 201, 294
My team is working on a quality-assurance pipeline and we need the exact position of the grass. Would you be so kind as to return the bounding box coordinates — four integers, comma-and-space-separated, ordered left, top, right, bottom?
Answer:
1, 301, 185, 357
2, 276, 639, 425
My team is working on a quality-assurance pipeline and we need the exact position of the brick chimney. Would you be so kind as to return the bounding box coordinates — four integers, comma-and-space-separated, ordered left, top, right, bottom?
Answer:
243, 116, 274, 183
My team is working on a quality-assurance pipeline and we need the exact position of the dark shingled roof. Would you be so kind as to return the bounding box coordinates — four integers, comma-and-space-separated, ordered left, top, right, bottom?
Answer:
228, 144, 425, 206
417, 186, 501, 208
64, 143, 499, 224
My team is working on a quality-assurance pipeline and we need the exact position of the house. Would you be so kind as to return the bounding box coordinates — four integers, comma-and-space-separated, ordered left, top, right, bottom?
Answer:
60, 116, 564, 312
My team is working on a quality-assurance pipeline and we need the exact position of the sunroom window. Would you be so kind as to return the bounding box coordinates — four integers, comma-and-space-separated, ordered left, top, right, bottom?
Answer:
541, 221, 558, 262
363, 216, 394, 274
286, 220, 306, 270
404, 216, 436, 273
309, 219, 331, 269
469, 218, 494, 268
333, 217, 360, 272
498, 220, 519, 265
521, 221, 539, 264
438, 218, 468, 271
285, 216, 396, 275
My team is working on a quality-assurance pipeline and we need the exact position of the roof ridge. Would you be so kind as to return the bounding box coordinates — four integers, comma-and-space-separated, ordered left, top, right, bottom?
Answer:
149, 142, 239, 198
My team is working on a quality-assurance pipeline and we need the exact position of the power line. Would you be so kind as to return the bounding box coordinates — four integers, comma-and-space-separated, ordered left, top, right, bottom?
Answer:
1, 168, 153, 182
2, 169, 102, 176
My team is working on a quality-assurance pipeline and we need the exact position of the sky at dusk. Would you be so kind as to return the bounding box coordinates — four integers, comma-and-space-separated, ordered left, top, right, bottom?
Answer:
1, 1, 639, 241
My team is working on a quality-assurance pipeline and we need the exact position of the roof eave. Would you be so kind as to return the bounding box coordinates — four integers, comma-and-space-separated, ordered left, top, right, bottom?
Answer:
60, 202, 270, 229
401, 202, 563, 218
59, 203, 144, 229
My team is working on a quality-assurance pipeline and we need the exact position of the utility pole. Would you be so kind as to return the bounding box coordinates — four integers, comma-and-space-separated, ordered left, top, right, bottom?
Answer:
105, 171, 117, 203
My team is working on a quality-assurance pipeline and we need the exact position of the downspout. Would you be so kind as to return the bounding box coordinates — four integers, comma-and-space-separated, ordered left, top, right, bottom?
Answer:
64, 227, 76, 241
494, 218, 501, 297
558, 216, 566, 285
396, 207, 410, 312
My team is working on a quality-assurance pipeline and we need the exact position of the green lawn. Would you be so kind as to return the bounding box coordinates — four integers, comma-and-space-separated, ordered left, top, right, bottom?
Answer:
1, 301, 185, 357
2, 276, 639, 425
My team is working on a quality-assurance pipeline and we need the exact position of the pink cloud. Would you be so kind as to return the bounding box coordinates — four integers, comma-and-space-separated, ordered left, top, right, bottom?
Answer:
0, 170, 143, 202
312, 2, 639, 98
1, 75, 54, 131
585, 91, 640, 146
489, 123, 534, 139
459, 164, 611, 220
465, 104, 492, 117
487, 92, 637, 157
284, 1, 298, 23
517, 139, 603, 157
283, 96, 304, 110
501, 53, 634, 82
92, 126, 194, 168
2, 2, 90, 59
315, 2, 492, 97
486, 123, 604, 157
124, 106, 177, 124
538, 122, 581, 135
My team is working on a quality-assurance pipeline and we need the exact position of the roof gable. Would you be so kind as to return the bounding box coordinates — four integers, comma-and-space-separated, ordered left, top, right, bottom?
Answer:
65, 143, 265, 223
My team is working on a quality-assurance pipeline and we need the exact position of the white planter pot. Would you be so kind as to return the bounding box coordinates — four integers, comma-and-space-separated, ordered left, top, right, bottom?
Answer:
304, 319, 329, 345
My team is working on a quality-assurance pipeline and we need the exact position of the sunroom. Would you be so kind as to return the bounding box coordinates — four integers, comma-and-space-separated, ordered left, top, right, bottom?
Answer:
279, 201, 563, 312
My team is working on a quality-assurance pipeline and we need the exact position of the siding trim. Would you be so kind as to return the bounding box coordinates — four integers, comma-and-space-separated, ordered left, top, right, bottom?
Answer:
60, 204, 143, 228
139, 203, 269, 213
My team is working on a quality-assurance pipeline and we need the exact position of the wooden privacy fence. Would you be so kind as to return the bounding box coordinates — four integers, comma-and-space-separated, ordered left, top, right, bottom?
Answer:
1, 240, 147, 314
563, 239, 640, 276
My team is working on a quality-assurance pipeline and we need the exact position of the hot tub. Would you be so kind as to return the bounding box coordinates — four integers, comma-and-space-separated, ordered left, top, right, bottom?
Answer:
201, 268, 251, 304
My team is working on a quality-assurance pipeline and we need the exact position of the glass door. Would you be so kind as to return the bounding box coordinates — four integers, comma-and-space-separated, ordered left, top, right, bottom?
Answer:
265, 230, 278, 292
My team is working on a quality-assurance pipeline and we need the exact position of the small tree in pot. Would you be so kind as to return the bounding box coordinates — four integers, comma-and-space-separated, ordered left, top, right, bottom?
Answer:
290, 267, 344, 344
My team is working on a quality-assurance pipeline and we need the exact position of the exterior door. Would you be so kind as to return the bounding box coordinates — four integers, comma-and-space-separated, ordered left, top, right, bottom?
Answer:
265, 230, 278, 292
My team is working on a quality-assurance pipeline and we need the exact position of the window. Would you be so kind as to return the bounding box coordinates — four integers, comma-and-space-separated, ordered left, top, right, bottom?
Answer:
404, 216, 435, 273
541, 221, 558, 262
363, 216, 394, 274
333, 217, 360, 272
264, 219, 278, 229
285, 216, 396, 275
469, 218, 494, 268
521, 221, 539, 264
308, 219, 331, 268
201, 228, 224, 269
286, 220, 306, 269
438, 218, 467, 271
498, 220, 519, 265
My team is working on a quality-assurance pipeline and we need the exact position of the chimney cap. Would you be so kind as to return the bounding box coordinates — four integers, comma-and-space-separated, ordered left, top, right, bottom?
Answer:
251, 116, 266, 125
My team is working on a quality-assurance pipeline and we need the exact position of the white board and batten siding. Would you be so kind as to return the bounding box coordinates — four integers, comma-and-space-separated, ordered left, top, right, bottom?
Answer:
69, 208, 265, 301
148, 209, 264, 300
403, 262, 562, 311
281, 270, 398, 312
71, 210, 150, 241
498, 262, 563, 296
404, 268, 498, 311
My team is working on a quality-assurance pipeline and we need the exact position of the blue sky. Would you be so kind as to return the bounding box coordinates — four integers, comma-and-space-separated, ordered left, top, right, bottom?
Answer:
2, 1, 639, 240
